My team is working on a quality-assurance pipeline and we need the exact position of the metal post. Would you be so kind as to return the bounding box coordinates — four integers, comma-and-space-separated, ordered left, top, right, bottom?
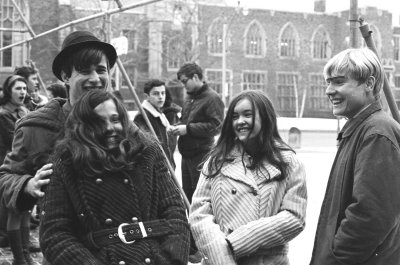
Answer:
0, 0, 163, 52
359, 20, 400, 123
116, 58, 191, 211
349, 0, 358, 48
222, 23, 227, 105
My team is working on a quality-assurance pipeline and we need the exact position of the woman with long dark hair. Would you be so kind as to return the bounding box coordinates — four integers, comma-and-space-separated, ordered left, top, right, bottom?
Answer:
189, 90, 307, 265
40, 90, 190, 264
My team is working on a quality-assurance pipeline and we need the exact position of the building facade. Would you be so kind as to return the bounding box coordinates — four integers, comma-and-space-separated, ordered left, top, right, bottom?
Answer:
0, 0, 399, 118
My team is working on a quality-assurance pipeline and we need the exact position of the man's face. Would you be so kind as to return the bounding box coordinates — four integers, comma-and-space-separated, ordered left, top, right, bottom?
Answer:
179, 74, 202, 94
325, 74, 373, 119
65, 55, 109, 106
26, 74, 39, 95
31, 87, 40, 101
146, 85, 166, 111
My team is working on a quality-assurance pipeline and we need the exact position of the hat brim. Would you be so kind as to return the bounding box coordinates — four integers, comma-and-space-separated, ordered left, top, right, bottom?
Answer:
52, 40, 117, 81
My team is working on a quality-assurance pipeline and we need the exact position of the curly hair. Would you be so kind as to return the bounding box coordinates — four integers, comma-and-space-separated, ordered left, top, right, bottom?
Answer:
53, 90, 151, 177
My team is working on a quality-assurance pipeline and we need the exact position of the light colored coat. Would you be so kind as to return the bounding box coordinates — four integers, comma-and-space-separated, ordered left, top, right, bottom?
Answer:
189, 147, 307, 265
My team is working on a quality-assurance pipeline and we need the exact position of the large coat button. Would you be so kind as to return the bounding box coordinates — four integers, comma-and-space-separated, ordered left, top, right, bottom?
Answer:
231, 188, 237, 194
105, 218, 113, 225
145, 258, 151, 264
95, 178, 103, 184
118, 261, 126, 265
124, 178, 129, 184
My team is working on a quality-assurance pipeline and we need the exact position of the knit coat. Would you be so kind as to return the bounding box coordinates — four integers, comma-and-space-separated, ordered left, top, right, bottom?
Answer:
40, 140, 190, 265
189, 147, 307, 265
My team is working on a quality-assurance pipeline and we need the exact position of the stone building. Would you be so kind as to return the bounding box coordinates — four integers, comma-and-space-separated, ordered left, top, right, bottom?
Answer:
0, 0, 399, 118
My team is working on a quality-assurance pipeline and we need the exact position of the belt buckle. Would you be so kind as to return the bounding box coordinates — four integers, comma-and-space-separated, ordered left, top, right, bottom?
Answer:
118, 223, 135, 244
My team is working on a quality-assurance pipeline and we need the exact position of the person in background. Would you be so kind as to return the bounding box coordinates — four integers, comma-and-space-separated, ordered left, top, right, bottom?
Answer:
189, 90, 307, 265
14, 66, 46, 111
0, 75, 30, 263
134, 79, 175, 168
172, 62, 225, 263
45, 83, 67, 99
162, 87, 182, 162
0, 30, 118, 264
310, 48, 400, 265
40, 90, 190, 265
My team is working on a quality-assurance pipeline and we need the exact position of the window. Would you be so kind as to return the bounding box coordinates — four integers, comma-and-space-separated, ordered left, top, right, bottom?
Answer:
394, 35, 400, 62
205, 69, 231, 102
395, 75, 400, 88
0, 0, 28, 68
167, 36, 184, 70
242, 71, 267, 91
309, 74, 330, 110
311, 26, 331, 59
277, 73, 298, 111
279, 23, 298, 57
207, 18, 224, 54
245, 21, 265, 57
122, 29, 136, 52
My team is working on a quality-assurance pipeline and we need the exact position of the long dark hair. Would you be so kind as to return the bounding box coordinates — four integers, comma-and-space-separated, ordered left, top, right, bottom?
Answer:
205, 90, 293, 180
53, 90, 150, 177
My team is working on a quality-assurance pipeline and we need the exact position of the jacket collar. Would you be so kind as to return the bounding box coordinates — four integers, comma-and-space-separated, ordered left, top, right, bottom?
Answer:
187, 82, 208, 99
142, 100, 170, 128
340, 100, 381, 139
219, 146, 282, 189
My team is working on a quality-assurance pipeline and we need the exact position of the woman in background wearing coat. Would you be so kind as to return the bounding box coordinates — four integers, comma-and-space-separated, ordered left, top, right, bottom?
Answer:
40, 90, 190, 265
189, 90, 307, 265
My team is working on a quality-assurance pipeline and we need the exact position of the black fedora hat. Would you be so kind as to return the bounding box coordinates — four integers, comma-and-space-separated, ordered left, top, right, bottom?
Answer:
52, 31, 117, 81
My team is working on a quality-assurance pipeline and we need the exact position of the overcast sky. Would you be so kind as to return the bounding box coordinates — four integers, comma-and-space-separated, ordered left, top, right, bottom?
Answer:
226, 0, 400, 25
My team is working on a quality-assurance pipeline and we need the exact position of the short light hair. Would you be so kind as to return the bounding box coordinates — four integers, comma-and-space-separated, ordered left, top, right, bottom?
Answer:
323, 48, 384, 96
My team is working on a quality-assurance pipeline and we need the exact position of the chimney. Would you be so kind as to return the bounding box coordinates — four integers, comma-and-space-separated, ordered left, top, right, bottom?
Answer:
314, 0, 326, 13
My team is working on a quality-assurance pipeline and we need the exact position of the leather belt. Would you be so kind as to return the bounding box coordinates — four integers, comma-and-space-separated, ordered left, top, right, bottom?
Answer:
82, 219, 172, 249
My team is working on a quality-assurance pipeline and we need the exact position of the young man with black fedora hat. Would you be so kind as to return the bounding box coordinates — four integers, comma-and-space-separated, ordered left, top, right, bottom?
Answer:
0, 30, 117, 265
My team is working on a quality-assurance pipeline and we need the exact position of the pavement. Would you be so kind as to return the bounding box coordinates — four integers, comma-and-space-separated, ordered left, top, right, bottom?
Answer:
0, 227, 43, 265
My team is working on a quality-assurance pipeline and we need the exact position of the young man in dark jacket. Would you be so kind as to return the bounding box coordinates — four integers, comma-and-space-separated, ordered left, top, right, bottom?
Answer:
134, 79, 175, 168
171, 62, 225, 262
310, 48, 400, 265
0, 30, 117, 264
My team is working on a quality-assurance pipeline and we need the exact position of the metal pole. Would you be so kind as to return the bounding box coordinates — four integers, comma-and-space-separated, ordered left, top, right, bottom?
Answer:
349, 0, 358, 47
359, 20, 400, 123
222, 23, 227, 105
116, 58, 191, 211
0, 0, 163, 52
10, 0, 36, 37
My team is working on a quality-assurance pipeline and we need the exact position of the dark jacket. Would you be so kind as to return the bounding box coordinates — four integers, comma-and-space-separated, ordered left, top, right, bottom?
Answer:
0, 103, 28, 163
310, 101, 400, 265
0, 98, 68, 213
163, 102, 181, 156
178, 83, 224, 158
40, 140, 190, 265
134, 106, 174, 168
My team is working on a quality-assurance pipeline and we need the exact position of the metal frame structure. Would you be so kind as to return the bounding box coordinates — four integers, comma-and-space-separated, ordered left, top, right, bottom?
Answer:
1, 0, 191, 210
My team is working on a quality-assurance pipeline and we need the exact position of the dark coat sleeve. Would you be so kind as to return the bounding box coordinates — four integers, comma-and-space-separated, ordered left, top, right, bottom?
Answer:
186, 95, 224, 138
0, 127, 36, 213
332, 134, 400, 263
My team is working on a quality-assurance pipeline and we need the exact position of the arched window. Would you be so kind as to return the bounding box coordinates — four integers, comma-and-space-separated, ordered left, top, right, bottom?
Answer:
167, 36, 184, 70
279, 23, 298, 57
0, 0, 28, 68
311, 25, 331, 59
207, 18, 224, 55
244, 20, 265, 57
